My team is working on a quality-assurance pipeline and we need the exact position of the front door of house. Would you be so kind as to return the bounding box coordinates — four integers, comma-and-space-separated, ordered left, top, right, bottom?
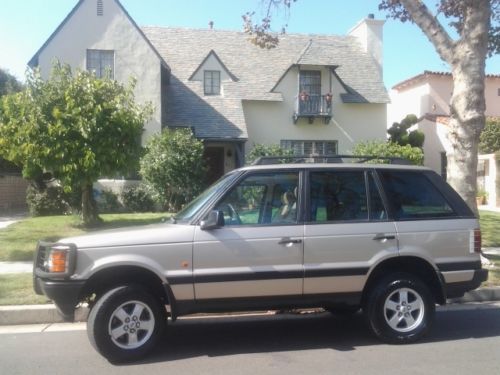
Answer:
204, 147, 225, 185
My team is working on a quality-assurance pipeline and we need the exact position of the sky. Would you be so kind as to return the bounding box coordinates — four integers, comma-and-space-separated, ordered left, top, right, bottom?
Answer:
0, 0, 499, 89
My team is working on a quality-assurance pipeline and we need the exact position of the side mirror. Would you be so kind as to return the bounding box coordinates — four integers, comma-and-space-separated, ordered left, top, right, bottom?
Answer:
200, 210, 224, 230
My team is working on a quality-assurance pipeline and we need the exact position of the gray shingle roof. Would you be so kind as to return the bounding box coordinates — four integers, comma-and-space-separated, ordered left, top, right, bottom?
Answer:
141, 27, 389, 140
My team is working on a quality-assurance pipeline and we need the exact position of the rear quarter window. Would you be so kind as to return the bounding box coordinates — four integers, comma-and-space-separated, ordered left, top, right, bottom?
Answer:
378, 170, 457, 220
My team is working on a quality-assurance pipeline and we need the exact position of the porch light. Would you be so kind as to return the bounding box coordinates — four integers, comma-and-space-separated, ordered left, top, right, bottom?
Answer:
325, 93, 333, 104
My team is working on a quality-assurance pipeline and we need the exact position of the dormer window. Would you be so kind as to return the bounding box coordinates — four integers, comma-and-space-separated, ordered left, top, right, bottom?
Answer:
204, 70, 221, 95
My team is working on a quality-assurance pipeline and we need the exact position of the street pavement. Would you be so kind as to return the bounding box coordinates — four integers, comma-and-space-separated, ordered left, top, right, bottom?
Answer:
1, 304, 500, 374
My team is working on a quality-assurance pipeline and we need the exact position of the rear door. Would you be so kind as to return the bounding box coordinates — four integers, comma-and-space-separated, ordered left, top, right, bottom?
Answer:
303, 169, 398, 296
193, 171, 304, 300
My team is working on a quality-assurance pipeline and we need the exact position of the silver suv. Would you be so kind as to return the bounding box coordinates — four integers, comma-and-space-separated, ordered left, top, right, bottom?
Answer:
33, 157, 488, 362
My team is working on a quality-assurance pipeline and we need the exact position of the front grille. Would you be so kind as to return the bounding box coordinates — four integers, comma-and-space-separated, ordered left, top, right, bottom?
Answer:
35, 243, 48, 272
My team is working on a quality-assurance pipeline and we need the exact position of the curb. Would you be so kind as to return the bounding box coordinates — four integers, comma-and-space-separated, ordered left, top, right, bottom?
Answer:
1, 287, 500, 326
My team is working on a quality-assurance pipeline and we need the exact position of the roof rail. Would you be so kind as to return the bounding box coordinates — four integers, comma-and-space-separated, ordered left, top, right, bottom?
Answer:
251, 155, 412, 166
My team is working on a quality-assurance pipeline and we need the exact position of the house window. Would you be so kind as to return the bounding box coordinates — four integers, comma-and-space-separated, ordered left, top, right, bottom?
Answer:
280, 140, 337, 156
86, 49, 114, 78
204, 70, 220, 95
299, 71, 321, 96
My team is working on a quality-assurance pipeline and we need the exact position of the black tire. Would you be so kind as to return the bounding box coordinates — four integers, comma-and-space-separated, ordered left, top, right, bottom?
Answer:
87, 285, 166, 363
364, 273, 435, 344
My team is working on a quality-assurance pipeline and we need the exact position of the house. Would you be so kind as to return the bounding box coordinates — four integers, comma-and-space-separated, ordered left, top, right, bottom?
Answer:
29, 0, 389, 184
389, 71, 500, 207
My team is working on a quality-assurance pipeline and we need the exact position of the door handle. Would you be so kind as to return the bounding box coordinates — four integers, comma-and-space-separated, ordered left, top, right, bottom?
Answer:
278, 238, 303, 245
372, 234, 396, 241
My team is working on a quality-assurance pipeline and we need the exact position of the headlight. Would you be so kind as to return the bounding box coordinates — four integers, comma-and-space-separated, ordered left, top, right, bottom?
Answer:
45, 245, 72, 273
35, 242, 77, 278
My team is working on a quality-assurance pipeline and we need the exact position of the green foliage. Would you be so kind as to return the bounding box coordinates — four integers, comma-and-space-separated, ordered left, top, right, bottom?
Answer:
479, 118, 500, 154
140, 129, 206, 211
0, 63, 152, 226
0, 68, 23, 97
387, 114, 425, 148
26, 185, 70, 217
245, 143, 293, 165
122, 185, 156, 213
352, 140, 424, 165
96, 189, 122, 214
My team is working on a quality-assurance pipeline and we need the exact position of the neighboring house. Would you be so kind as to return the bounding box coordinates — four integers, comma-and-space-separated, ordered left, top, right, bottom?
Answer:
389, 70, 500, 207
29, 0, 389, 183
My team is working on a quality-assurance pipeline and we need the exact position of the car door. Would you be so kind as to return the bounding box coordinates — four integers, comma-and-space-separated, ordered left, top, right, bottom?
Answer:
193, 171, 304, 300
303, 169, 398, 296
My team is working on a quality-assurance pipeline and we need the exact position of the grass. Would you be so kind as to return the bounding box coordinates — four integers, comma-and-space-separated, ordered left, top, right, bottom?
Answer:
0, 274, 50, 305
0, 212, 169, 262
479, 210, 500, 247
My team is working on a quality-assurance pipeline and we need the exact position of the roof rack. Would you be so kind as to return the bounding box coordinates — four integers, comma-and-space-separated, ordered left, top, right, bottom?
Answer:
251, 155, 412, 166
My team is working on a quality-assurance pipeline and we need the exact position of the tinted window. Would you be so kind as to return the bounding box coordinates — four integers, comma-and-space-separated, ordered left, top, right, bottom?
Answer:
214, 172, 299, 226
379, 170, 455, 220
309, 171, 368, 222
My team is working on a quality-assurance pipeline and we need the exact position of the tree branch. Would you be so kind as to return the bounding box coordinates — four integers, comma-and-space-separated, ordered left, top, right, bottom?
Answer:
399, 0, 455, 64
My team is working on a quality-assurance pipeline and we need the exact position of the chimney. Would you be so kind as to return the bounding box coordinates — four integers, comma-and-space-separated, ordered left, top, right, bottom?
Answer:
208, 21, 214, 30
348, 15, 385, 77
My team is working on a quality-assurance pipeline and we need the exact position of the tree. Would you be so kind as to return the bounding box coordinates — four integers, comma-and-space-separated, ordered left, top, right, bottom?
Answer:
479, 118, 500, 153
0, 68, 23, 97
246, 0, 499, 212
0, 68, 23, 173
387, 114, 425, 148
0, 63, 151, 226
140, 129, 206, 211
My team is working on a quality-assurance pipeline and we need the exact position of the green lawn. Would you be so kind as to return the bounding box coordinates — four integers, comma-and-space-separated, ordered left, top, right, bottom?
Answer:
0, 212, 169, 262
479, 210, 500, 247
0, 274, 50, 305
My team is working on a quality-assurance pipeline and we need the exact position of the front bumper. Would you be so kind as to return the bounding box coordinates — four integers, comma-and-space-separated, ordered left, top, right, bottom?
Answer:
34, 275, 86, 321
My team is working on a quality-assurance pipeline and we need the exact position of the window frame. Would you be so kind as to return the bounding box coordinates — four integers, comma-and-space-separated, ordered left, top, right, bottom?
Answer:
86, 49, 115, 79
280, 140, 338, 157
204, 70, 221, 95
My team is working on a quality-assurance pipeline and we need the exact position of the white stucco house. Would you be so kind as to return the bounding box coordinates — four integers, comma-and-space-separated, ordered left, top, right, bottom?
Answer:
388, 71, 500, 207
29, 0, 389, 183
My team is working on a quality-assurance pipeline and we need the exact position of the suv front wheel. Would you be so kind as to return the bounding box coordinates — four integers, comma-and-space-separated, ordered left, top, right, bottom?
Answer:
87, 285, 166, 362
364, 273, 435, 344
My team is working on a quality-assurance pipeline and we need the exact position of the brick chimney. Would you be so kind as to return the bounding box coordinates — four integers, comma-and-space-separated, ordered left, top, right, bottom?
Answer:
348, 14, 385, 77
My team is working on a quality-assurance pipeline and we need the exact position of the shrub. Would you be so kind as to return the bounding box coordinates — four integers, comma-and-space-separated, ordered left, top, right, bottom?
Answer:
26, 185, 70, 216
140, 129, 206, 211
96, 189, 122, 213
245, 144, 293, 165
122, 186, 156, 212
352, 141, 424, 165
479, 119, 500, 154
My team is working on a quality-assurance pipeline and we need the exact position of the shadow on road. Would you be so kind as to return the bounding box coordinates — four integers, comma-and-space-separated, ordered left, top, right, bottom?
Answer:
126, 305, 500, 365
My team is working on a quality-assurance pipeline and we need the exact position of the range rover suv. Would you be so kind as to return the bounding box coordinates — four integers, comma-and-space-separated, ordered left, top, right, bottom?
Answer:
33, 156, 488, 362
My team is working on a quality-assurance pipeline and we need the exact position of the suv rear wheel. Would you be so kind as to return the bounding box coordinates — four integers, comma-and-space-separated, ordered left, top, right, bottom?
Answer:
364, 273, 435, 344
87, 285, 166, 362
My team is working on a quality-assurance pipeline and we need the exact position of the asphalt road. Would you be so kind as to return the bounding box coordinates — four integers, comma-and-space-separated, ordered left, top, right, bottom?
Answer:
1, 304, 500, 375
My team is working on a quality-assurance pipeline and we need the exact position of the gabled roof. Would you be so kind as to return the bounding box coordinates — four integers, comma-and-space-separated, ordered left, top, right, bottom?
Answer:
28, 0, 170, 71
142, 27, 389, 139
188, 50, 239, 82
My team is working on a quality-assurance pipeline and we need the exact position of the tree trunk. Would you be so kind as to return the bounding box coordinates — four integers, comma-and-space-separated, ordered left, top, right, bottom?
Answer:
399, 0, 491, 213
81, 183, 101, 227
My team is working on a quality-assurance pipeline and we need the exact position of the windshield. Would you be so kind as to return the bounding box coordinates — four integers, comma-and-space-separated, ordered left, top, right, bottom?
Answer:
173, 171, 241, 223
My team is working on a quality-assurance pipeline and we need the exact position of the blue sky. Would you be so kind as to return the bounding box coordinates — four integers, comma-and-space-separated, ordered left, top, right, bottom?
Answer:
0, 0, 498, 89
